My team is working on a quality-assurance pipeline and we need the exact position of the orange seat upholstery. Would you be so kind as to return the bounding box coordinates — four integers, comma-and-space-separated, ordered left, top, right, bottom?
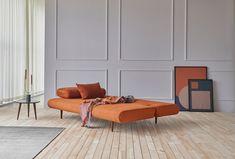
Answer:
135, 99, 179, 117
48, 98, 84, 113
48, 98, 179, 124
92, 103, 156, 123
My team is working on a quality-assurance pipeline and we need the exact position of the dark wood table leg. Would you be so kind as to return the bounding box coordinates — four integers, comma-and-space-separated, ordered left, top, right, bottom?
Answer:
111, 121, 114, 132
33, 103, 37, 120
27, 103, 30, 117
155, 117, 158, 124
60, 110, 63, 119
17, 103, 22, 120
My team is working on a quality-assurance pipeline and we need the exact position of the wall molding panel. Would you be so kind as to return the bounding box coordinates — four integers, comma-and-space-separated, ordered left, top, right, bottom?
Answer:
56, 0, 109, 61
208, 71, 235, 101
55, 69, 108, 91
119, 0, 174, 61
184, 0, 234, 61
118, 70, 174, 100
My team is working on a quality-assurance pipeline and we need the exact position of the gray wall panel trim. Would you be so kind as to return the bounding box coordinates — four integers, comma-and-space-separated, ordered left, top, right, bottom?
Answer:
209, 71, 234, 73
208, 70, 234, 101
118, 69, 174, 100
119, 0, 174, 61
55, 70, 57, 95
55, 0, 109, 61
55, 0, 58, 60
184, 0, 188, 61
184, 0, 233, 62
55, 69, 108, 92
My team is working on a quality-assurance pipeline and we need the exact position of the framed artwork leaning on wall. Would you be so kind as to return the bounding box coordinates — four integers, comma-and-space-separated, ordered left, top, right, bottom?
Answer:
174, 66, 208, 111
188, 79, 214, 112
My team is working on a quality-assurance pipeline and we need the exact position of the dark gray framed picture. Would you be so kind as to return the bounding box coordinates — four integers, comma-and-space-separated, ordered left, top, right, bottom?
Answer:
188, 79, 214, 112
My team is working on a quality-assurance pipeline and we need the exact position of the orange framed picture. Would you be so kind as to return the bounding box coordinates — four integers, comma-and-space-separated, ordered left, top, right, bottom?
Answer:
174, 66, 207, 111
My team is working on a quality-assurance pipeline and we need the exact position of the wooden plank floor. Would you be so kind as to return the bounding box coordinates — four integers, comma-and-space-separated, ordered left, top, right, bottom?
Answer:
0, 104, 235, 159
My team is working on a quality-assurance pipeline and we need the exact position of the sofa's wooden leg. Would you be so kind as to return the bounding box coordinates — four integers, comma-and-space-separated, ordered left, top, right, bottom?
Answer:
111, 121, 114, 132
155, 117, 158, 124
60, 110, 63, 119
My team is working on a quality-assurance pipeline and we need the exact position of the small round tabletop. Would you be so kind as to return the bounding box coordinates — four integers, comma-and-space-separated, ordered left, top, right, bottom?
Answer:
15, 100, 40, 104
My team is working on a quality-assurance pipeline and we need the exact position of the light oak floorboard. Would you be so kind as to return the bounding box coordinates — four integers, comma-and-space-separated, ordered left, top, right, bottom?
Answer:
0, 105, 235, 159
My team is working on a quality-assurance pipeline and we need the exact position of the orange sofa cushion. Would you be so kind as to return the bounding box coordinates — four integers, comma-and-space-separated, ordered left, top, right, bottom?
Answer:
56, 87, 106, 99
135, 99, 179, 117
48, 98, 84, 113
92, 103, 156, 123
76, 82, 105, 99
57, 87, 81, 99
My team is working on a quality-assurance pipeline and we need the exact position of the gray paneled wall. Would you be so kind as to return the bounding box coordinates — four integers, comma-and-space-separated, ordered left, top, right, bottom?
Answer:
234, 0, 235, 112
45, 0, 235, 112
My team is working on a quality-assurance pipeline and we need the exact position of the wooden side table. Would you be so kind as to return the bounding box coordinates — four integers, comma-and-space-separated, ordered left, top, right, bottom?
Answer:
16, 100, 40, 120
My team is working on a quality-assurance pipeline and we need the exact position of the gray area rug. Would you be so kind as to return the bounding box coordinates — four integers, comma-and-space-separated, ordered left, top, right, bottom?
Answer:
0, 126, 64, 159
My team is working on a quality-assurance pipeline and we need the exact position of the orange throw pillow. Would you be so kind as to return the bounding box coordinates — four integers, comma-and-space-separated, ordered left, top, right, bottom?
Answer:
100, 88, 106, 97
76, 82, 105, 99
56, 87, 81, 98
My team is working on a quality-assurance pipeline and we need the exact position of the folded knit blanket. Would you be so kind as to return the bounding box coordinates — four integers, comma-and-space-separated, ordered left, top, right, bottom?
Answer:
80, 96, 134, 127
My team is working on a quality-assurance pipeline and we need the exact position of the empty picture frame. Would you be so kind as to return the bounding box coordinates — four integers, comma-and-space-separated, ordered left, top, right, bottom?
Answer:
174, 66, 207, 111
188, 79, 214, 112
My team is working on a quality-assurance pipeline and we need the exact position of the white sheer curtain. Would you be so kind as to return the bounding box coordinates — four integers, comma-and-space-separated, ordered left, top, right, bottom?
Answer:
0, 0, 26, 104
0, 0, 45, 105
28, 0, 45, 95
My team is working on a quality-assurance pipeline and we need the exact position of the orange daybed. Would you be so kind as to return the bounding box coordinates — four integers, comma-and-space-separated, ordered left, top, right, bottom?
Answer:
48, 97, 179, 131
48, 85, 179, 131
